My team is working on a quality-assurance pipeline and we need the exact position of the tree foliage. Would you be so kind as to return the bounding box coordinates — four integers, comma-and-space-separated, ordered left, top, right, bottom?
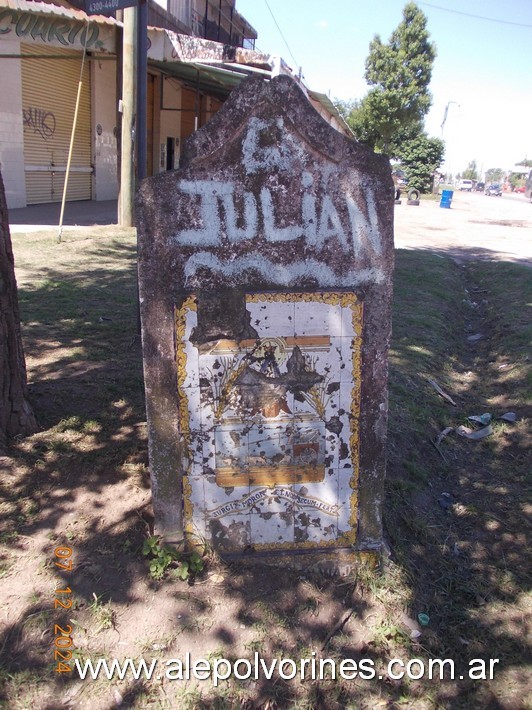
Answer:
516, 158, 532, 167
334, 99, 359, 122
348, 2, 436, 155
508, 172, 524, 189
462, 160, 479, 181
395, 133, 445, 193
485, 168, 504, 184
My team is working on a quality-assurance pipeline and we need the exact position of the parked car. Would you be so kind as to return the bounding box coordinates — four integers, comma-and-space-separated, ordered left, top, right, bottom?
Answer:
475, 182, 485, 192
514, 185, 525, 193
458, 179, 473, 191
485, 183, 502, 196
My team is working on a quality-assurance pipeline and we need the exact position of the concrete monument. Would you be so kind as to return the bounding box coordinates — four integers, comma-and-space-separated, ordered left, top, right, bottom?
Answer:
136, 75, 394, 564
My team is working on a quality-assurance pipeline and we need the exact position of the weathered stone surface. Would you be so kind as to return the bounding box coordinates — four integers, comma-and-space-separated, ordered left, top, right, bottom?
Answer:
136, 75, 393, 555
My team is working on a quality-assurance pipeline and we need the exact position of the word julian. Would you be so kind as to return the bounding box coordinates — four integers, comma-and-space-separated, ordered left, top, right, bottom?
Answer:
173, 177, 382, 255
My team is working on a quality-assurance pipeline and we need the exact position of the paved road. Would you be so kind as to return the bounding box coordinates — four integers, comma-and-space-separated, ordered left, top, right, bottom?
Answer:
394, 190, 532, 267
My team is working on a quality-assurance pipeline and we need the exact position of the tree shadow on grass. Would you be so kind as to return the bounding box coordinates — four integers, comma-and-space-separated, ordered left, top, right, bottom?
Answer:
0, 242, 530, 708
384, 249, 531, 708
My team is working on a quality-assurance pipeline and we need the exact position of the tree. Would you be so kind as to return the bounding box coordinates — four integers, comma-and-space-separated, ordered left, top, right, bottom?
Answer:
485, 168, 504, 184
348, 2, 436, 154
395, 133, 445, 193
334, 98, 359, 122
516, 158, 532, 167
462, 160, 479, 181
508, 172, 524, 190
0, 168, 37, 449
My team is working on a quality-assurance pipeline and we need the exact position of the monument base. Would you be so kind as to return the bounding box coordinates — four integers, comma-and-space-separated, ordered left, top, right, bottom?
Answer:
219, 546, 381, 578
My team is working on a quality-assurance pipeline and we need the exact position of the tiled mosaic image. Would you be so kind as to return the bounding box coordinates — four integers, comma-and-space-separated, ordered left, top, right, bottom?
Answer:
177, 292, 362, 552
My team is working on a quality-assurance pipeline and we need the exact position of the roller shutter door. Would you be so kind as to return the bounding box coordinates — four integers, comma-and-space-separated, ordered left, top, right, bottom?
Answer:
21, 44, 92, 204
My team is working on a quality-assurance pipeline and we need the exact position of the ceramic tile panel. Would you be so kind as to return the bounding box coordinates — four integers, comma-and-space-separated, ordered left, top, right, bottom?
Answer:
339, 337, 359, 383
182, 475, 205, 540
187, 510, 207, 541
294, 299, 342, 337
177, 292, 362, 553
294, 508, 337, 545
247, 300, 295, 336
247, 485, 295, 515
251, 511, 294, 547
182, 386, 201, 433
185, 474, 205, 512
341, 304, 358, 339
176, 303, 200, 388
295, 480, 338, 507
207, 513, 251, 553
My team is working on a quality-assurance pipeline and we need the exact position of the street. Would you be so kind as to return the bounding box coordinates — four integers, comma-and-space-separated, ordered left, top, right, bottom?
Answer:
394, 190, 532, 267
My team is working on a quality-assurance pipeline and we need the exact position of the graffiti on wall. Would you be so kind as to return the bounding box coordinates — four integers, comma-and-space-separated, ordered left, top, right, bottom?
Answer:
0, 9, 110, 51
23, 107, 56, 140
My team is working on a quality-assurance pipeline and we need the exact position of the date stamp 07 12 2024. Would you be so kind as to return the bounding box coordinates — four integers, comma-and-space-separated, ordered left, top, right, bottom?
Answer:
53, 546, 74, 674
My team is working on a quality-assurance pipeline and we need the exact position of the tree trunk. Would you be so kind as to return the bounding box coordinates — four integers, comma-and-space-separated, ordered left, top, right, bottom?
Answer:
0, 168, 37, 449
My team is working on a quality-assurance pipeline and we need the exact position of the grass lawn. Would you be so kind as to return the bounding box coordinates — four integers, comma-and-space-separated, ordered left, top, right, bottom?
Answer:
0, 227, 530, 709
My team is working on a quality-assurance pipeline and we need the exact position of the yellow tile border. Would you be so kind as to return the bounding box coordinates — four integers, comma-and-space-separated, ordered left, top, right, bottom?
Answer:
175, 291, 363, 551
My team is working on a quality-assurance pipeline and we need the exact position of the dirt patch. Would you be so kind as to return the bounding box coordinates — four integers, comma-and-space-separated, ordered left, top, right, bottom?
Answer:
0, 228, 530, 708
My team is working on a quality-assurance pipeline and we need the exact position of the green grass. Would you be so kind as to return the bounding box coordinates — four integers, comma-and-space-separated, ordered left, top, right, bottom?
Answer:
1, 229, 530, 709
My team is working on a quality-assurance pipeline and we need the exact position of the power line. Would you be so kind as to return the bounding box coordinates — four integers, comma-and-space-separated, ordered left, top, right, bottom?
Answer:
418, 1, 532, 29
263, 0, 300, 71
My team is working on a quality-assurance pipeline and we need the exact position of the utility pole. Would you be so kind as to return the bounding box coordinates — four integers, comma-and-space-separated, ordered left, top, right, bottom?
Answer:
136, 0, 148, 181
119, 6, 137, 227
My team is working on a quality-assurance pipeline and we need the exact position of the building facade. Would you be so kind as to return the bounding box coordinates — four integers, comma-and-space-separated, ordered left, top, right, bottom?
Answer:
0, 0, 349, 209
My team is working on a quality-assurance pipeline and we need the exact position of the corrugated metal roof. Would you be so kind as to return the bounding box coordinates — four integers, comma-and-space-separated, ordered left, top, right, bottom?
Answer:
308, 89, 353, 135
0, 0, 120, 25
150, 58, 244, 100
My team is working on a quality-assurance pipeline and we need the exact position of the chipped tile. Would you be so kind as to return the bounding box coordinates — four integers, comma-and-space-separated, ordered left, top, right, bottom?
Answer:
179, 292, 361, 552
251, 511, 294, 546
247, 299, 295, 336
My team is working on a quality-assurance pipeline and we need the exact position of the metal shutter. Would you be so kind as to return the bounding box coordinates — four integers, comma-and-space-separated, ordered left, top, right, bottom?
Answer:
21, 44, 92, 204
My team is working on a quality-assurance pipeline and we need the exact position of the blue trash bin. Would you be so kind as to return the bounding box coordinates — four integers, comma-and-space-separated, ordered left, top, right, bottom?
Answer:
440, 189, 454, 208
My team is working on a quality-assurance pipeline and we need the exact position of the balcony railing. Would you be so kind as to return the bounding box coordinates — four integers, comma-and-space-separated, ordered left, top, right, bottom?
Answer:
191, 7, 255, 49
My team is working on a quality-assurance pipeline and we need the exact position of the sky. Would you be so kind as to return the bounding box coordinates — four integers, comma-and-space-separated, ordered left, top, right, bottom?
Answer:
236, 0, 532, 177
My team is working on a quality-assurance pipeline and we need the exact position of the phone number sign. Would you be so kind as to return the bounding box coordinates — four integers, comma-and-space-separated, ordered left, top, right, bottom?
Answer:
85, 0, 137, 15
